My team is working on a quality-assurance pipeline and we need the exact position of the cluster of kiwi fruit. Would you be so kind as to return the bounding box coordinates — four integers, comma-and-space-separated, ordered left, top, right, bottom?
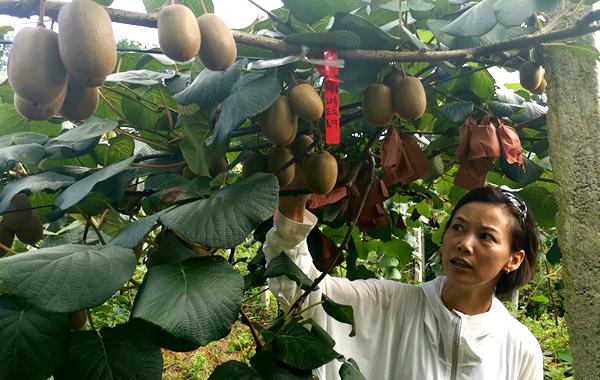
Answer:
362, 68, 427, 127
0, 193, 44, 256
242, 82, 338, 195
8, 0, 112, 122
158, 3, 237, 70
519, 61, 547, 94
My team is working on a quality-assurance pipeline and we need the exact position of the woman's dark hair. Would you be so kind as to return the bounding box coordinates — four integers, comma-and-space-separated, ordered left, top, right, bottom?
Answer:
444, 186, 539, 295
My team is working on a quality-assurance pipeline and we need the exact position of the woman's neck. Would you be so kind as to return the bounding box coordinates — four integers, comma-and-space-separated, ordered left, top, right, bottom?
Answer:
441, 281, 495, 315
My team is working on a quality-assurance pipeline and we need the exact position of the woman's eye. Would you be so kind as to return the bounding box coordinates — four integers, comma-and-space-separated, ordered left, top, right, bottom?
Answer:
481, 233, 495, 242
451, 224, 462, 231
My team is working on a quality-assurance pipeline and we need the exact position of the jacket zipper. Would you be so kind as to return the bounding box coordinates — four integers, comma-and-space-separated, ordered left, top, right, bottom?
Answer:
450, 313, 462, 380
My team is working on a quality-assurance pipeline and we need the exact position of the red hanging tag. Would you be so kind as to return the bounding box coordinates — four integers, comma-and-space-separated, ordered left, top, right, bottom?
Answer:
316, 48, 341, 145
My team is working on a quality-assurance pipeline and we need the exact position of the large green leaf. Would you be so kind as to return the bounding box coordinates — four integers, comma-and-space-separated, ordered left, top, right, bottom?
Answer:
0, 295, 69, 380
0, 172, 75, 214
179, 109, 227, 177
494, 0, 559, 27
44, 136, 101, 160
94, 135, 135, 166
142, 0, 213, 15
439, 101, 474, 122
442, 0, 498, 37
50, 118, 118, 143
272, 322, 340, 370
331, 12, 398, 51
210, 71, 280, 145
110, 208, 171, 249
264, 252, 314, 290
499, 156, 544, 185
174, 59, 246, 107
0, 143, 46, 168
160, 173, 278, 248
208, 361, 261, 380
0, 244, 136, 312
468, 70, 496, 101
282, 0, 363, 24
0, 131, 48, 147
105, 70, 176, 86
54, 320, 163, 380
519, 185, 556, 229
132, 256, 244, 348
250, 351, 312, 380
339, 358, 366, 379
54, 156, 136, 211
0, 104, 27, 135
322, 294, 355, 336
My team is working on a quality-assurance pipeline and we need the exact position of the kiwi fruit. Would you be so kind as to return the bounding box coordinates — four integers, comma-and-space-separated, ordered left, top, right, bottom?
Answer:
69, 310, 88, 330
158, 4, 201, 62
531, 78, 547, 95
197, 14, 237, 71
267, 146, 296, 187
0, 224, 15, 257
3, 194, 34, 231
384, 71, 427, 120
58, 0, 117, 86
59, 78, 99, 121
259, 96, 298, 146
209, 157, 229, 178
304, 151, 338, 194
14, 88, 66, 121
8, 26, 67, 105
242, 153, 268, 177
362, 83, 393, 127
15, 214, 44, 245
289, 83, 324, 122
519, 61, 545, 91
290, 134, 315, 157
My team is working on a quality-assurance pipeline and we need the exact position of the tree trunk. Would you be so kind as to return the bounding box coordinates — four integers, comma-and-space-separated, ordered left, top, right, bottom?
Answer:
545, 8, 600, 378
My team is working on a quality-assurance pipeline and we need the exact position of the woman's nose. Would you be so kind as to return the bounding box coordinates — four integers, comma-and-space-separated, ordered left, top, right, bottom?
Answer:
457, 235, 474, 253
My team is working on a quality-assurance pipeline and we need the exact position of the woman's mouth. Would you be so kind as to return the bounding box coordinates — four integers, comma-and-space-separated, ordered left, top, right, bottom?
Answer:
450, 257, 473, 270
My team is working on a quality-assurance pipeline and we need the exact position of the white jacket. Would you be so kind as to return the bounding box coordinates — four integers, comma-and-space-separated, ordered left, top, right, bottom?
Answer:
263, 210, 544, 380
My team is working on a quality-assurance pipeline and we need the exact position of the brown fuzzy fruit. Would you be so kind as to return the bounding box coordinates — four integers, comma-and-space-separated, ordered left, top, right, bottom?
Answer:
58, 0, 117, 86
259, 96, 298, 146
69, 310, 88, 330
290, 134, 315, 157
384, 72, 427, 120
268, 147, 295, 187
362, 84, 393, 127
209, 157, 229, 178
14, 89, 66, 121
0, 224, 15, 257
197, 14, 237, 71
15, 214, 44, 245
304, 151, 338, 194
60, 78, 99, 121
519, 61, 545, 91
289, 83, 324, 122
3, 194, 34, 231
531, 78, 547, 95
8, 26, 67, 105
242, 153, 268, 177
158, 4, 201, 62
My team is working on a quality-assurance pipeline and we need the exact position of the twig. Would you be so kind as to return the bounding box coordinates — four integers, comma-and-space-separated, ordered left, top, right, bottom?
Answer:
37, 0, 45, 26
240, 308, 263, 351
0, 241, 18, 257
89, 217, 106, 245
246, 0, 286, 25
228, 246, 236, 264
86, 309, 98, 334
545, 261, 560, 326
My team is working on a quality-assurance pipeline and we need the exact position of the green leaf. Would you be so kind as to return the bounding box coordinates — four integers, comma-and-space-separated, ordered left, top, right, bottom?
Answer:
519, 185, 556, 229
210, 71, 281, 145
208, 361, 261, 380
174, 59, 247, 107
381, 238, 413, 264
284, 31, 361, 50
121, 88, 165, 132
468, 70, 496, 101
0, 131, 48, 147
488, 101, 522, 117
106, 70, 176, 86
179, 109, 227, 177
54, 320, 163, 380
439, 101, 473, 122
408, 0, 435, 12
110, 208, 170, 249
0, 244, 136, 312
441, 0, 497, 37
52, 118, 119, 143
322, 294, 356, 336
54, 156, 135, 211
543, 42, 600, 60
0, 172, 75, 214
44, 137, 101, 161
180, 0, 214, 16
282, 0, 363, 24
0, 143, 46, 168
264, 252, 314, 290
531, 294, 549, 303
95, 135, 135, 166
509, 101, 547, 124
132, 256, 244, 348
0, 104, 27, 135
0, 295, 69, 380
546, 238, 561, 265
331, 12, 398, 51
250, 351, 312, 380
494, 0, 559, 27
339, 358, 366, 380
142, 0, 168, 13
499, 156, 544, 186
145, 231, 198, 267
272, 322, 340, 370
160, 173, 279, 248
92, 0, 114, 5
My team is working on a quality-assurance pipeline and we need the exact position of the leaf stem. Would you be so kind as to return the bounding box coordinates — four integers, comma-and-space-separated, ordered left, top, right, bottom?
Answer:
240, 307, 263, 351
199, 0, 208, 14
37, 0, 46, 26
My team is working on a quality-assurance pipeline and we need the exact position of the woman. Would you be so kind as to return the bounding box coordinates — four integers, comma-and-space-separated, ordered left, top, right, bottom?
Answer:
263, 186, 543, 380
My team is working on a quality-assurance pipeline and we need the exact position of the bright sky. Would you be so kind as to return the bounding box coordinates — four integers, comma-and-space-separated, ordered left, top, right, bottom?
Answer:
0, 0, 283, 46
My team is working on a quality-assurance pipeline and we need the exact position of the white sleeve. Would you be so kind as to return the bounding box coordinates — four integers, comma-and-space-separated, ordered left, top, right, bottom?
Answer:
518, 338, 544, 380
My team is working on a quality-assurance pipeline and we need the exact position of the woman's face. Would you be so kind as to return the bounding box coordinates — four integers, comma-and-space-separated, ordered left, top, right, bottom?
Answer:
441, 202, 525, 293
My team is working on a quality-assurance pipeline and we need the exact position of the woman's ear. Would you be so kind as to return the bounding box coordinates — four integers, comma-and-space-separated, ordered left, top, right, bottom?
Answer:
505, 249, 525, 272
